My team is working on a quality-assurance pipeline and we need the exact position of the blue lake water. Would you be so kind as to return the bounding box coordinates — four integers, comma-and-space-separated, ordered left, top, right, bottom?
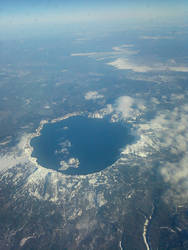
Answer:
31, 116, 134, 175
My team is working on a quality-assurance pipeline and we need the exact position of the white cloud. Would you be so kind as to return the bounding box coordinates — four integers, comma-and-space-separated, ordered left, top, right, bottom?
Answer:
161, 155, 188, 203
84, 91, 104, 100
119, 101, 188, 204
140, 35, 174, 40
142, 107, 188, 153
112, 44, 134, 51
44, 105, 50, 109
71, 52, 98, 57
114, 96, 146, 122
168, 66, 188, 72
108, 58, 188, 73
71, 45, 138, 61
72, 44, 188, 75
115, 96, 134, 118
108, 58, 153, 73
152, 106, 188, 203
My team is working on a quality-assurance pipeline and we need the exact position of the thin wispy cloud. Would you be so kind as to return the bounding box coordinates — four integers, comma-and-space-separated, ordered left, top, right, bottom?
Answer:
140, 35, 174, 40
71, 45, 138, 61
72, 45, 188, 75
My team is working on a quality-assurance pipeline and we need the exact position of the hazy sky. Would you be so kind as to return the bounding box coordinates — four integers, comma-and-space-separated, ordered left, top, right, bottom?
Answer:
1, 0, 187, 18
0, 0, 187, 39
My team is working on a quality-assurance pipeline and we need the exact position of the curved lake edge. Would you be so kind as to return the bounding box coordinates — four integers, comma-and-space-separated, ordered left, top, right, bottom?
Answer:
24, 112, 82, 170
24, 111, 135, 176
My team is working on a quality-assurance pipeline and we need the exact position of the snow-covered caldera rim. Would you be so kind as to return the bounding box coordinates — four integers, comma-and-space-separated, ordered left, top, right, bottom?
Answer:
0, 95, 148, 178
23, 109, 138, 177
